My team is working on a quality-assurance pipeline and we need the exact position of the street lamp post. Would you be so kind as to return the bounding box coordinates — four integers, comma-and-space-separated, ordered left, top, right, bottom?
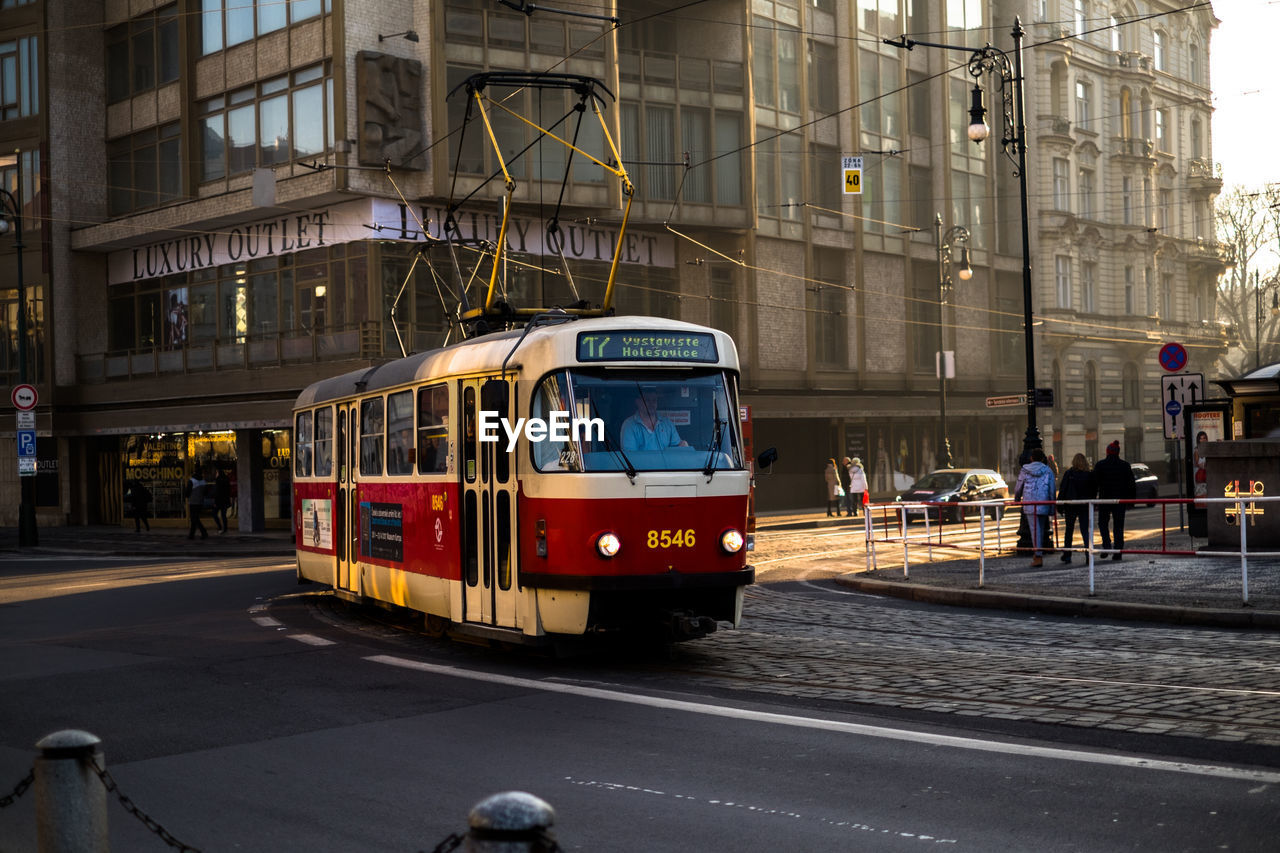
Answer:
888, 17, 1042, 457
0, 184, 37, 546
935, 213, 971, 469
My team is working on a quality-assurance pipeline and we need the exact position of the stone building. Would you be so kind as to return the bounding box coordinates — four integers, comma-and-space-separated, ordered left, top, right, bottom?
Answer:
0, 0, 1228, 527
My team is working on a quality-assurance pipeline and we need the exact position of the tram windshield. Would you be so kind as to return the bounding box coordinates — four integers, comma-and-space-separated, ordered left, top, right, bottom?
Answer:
531, 369, 742, 473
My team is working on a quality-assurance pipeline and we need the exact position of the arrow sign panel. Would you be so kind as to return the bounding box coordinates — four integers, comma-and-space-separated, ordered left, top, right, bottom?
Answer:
1161, 372, 1204, 438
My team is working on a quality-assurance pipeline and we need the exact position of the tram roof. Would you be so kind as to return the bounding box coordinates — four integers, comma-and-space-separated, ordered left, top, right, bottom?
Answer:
293, 315, 738, 408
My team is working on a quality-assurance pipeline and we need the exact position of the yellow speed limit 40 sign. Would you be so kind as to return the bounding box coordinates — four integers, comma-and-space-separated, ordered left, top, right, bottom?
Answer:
841, 156, 862, 195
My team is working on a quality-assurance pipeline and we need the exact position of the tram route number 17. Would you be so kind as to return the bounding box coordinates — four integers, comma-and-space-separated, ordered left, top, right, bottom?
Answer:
648, 528, 696, 548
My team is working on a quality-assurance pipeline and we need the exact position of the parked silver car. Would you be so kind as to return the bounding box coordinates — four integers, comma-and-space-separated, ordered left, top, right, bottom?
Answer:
894, 468, 1009, 522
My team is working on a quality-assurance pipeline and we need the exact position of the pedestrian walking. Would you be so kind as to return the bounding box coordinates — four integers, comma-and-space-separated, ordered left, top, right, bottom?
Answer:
185, 467, 210, 540
125, 478, 151, 532
1093, 440, 1136, 560
213, 466, 232, 533
1056, 453, 1097, 563
845, 457, 868, 518
824, 458, 844, 517
1014, 447, 1055, 566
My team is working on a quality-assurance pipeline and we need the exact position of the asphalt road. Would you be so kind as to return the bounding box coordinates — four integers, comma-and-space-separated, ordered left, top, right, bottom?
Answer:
1, 553, 1277, 851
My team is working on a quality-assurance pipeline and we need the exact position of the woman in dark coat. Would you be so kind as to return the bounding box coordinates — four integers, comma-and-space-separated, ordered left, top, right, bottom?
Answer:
1056, 453, 1097, 562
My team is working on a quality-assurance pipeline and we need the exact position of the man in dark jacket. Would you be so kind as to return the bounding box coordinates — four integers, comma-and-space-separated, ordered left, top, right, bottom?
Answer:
1092, 440, 1136, 560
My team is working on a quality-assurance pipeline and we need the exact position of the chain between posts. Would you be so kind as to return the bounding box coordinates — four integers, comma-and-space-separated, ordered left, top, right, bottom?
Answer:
91, 761, 202, 852
0, 767, 35, 809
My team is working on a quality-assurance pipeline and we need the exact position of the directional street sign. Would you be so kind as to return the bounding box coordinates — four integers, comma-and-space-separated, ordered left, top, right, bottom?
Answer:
985, 394, 1026, 408
1161, 372, 1204, 439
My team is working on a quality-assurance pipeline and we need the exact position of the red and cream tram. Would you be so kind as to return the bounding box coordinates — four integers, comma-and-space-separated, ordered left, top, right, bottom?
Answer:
292, 315, 755, 642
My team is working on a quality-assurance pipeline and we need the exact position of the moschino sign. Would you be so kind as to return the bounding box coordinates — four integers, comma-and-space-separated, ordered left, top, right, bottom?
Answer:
109, 198, 674, 285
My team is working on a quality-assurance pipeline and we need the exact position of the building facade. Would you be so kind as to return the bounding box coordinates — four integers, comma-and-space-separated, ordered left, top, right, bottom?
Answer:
0, 0, 1228, 527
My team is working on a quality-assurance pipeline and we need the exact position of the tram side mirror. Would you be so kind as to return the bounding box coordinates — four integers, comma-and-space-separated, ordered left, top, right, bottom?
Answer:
756, 447, 779, 471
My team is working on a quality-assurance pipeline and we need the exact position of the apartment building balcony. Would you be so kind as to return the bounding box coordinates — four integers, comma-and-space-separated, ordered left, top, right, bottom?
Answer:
1040, 114, 1073, 142
1115, 50, 1155, 80
1186, 237, 1232, 274
1187, 158, 1224, 194
1112, 136, 1156, 164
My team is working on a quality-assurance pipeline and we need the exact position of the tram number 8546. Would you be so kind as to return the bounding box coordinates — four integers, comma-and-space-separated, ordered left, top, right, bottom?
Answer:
648, 529, 696, 548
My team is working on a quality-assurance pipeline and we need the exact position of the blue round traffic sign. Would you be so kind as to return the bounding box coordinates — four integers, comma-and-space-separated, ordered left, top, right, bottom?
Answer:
1165, 400, 1182, 417
1159, 342, 1187, 372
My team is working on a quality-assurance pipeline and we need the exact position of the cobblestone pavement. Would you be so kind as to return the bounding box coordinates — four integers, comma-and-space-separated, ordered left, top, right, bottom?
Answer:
653, 583, 1280, 748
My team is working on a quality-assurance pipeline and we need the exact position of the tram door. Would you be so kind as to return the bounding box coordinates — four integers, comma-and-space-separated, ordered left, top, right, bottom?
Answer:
460, 376, 520, 628
336, 401, 360, 594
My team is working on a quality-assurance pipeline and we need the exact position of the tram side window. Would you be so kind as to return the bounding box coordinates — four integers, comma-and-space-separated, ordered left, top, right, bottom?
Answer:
294, 411, 313, 477
387, 390, 414, 475
417, 384, 448, 474
360, 398, 384, 476
531, 371, 581, 472
314, 407, 334, 476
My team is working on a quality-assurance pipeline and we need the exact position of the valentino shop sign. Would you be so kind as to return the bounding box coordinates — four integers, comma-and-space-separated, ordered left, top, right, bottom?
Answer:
109, 198, 675, 285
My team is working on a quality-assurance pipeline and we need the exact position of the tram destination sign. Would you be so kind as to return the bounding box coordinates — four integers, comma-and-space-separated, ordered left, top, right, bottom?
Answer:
577, 331, 719, 363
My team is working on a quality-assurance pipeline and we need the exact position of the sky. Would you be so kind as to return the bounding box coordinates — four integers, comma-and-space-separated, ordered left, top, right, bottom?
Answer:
1209, 0, 1280, 191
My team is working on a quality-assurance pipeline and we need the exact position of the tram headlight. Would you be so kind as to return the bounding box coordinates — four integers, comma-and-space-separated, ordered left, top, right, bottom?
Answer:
719, 528, 745, 554
596, 532, 621, 558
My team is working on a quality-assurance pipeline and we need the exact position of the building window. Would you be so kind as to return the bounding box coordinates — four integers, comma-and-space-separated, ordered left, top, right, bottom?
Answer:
0, 149, 40, 234
1122, 364, 1140, 408
1191, 117, 1203, 159
814, 250, 847, 368
1159, 188, 1171, 232
107, 123, 182, 215
810, 143, 841, 211
198, 63, 333, 181
808, 40, 837, 114
995, 277, 1022, 374
753, 16, 800, 115
1073, 0, 1086, 35
1085, 362, 1098, 411
1109, 16, 1123, 52
1075, 79, 1091, 131
1124, 266, 1135, 314
1162, 273, 1174, 320
106, 5, 178, 104
1082, 261, 1096, 312
1155, 109, 1167, 152
1189, 42, 1200, 84
1122, 177, 1133, 224
1055, 256, 1072, 308
709, 266, 738, 340
0, 35, 39, 119
200, 0, 329, 55
1053, 158, 1071, 211
1078, 167, 1095, 218
1154, 30, 1166, 71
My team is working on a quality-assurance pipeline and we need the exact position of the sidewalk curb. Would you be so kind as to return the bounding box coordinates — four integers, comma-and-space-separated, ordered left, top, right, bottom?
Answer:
836, 575, 1280, 629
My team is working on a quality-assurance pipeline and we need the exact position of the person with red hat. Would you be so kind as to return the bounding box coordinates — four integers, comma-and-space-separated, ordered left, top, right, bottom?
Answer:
1092, 440, 1136, 560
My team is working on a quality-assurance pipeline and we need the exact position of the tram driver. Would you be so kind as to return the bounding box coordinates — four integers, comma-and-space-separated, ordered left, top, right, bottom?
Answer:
621, 387, 688, 452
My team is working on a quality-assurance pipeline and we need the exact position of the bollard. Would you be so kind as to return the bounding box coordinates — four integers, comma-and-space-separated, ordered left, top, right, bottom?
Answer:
466, 791, 557, 852
34, 730, 108, 853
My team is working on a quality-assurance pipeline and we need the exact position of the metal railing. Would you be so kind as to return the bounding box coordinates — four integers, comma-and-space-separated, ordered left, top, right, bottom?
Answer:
864, 495, 1280, 604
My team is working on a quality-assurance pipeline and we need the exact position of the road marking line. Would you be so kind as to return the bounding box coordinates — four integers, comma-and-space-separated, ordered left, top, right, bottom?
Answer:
290, 633, 336, 646
252, 616, 282, 628
365, 654, 1280, 784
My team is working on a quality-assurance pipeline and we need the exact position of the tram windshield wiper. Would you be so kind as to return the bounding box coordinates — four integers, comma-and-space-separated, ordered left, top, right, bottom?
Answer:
587, 396, 637, 482
703, 398, 725, 480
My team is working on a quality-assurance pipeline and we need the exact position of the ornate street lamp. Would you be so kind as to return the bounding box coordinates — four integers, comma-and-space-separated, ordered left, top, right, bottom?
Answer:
889, 17, 1042, 457
0, 184, 38, 546
935, 214, 971, 469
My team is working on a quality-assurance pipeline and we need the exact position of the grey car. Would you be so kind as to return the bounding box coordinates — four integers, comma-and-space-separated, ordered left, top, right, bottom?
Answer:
895, 468, 1009, 522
